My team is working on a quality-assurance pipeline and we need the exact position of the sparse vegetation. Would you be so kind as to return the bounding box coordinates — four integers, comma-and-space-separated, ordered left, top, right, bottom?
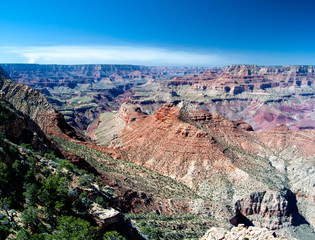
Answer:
0, 134, 123, 239
127, 212, 221, 239
52, 136, 201, 200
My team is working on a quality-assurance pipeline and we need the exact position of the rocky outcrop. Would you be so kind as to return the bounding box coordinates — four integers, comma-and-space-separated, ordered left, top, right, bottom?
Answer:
231, 190, 305, 230
110, 103, 234, 188
87, 202, 146, 239
88, 203, 122, 229
200, 224, 288, 240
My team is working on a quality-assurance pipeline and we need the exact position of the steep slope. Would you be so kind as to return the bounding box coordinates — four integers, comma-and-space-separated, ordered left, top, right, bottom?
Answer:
0, 99, 57, 153
0, 70, 85, 141
0, 100, 145, 240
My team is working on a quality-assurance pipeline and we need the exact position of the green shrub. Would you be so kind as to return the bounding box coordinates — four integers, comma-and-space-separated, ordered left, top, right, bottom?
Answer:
140, 226, 163, 240
44, 151, 58, 161
57, 159, 75, 172
21, 143, 33, 151
16, 229, 31, 240
96, 196, 106, 208
23, 183, 39, 206
0, 224, 10, 239
72, 191, 91, 212
103, 231, 126, 240
38, 173, 71, 219
21, 206, 41, 232
79, 174, 95, 187
53, 216, 99, 240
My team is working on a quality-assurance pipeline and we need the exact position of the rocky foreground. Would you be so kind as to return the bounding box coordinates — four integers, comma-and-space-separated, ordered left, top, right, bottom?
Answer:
200, 224, 289, 240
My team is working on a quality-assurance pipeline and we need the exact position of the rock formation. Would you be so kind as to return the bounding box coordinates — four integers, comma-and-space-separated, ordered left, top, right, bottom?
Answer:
200, 224, 289, 240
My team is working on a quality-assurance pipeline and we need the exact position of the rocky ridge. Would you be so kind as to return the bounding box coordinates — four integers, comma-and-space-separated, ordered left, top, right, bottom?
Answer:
0, 75, 85, 141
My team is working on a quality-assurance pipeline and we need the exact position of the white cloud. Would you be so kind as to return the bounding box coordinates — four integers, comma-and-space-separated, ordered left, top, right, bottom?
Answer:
6, 45, 227, 66
2, 45, 315, 66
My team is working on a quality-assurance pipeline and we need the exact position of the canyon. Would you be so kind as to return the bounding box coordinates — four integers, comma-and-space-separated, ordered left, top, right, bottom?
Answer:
2, 64, 314, 133
0, 64, 314, 239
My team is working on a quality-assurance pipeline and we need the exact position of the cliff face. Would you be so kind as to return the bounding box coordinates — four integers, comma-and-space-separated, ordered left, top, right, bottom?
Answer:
232, 190, 302, 230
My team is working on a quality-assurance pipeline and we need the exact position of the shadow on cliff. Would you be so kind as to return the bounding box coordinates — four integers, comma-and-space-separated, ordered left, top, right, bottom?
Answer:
230, 212, 254, 227
230, 189, 309, 228
285, 189, 309, 227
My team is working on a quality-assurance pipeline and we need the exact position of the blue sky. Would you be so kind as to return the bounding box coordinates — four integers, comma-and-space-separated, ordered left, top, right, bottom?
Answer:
0, 0, 314, 66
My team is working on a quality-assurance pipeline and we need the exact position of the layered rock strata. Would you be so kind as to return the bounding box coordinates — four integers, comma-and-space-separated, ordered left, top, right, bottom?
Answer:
92, 102, 315, 237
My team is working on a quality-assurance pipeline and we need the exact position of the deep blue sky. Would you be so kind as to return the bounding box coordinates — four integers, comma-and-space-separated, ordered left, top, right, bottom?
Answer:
1, 0, 315, 66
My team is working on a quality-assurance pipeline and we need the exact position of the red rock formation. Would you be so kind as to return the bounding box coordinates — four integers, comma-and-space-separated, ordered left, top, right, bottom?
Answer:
257, 124, 315, 157
100, 103, 315, 230
107, 103, 272, 191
